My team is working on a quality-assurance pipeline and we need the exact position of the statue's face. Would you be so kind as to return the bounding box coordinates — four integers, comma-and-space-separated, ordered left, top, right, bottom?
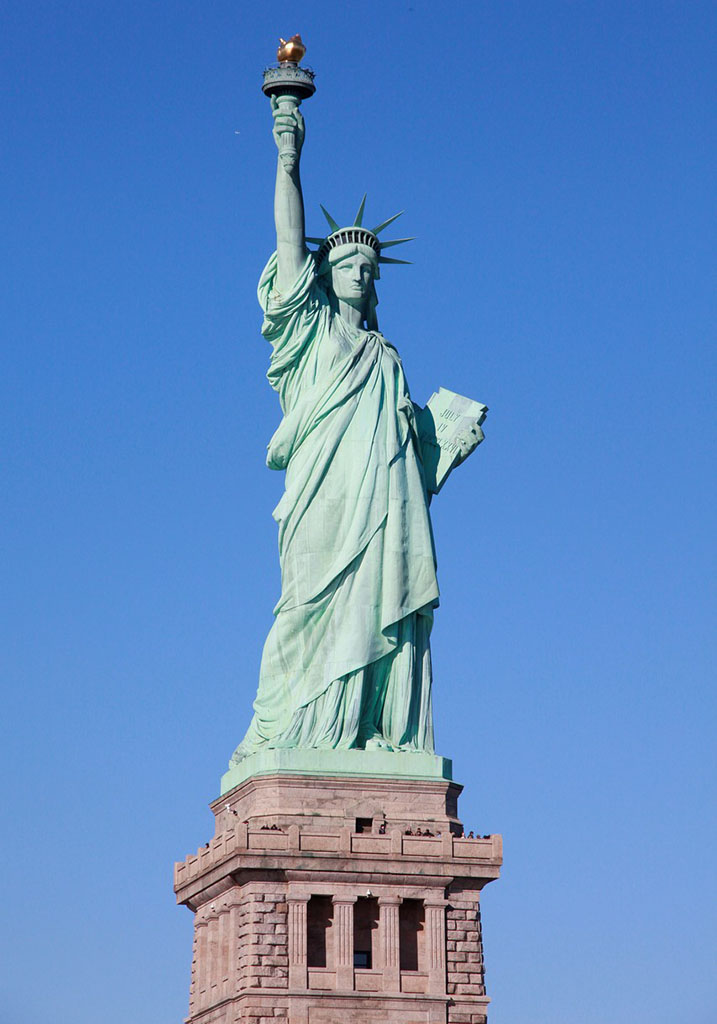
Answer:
329, 250, 376, 308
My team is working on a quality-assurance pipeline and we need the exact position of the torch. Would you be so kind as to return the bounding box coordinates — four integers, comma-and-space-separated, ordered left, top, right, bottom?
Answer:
262, 35, 316, 173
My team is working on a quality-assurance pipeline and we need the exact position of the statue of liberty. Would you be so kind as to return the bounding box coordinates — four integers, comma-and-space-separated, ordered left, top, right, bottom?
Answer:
230, 41, 485, 766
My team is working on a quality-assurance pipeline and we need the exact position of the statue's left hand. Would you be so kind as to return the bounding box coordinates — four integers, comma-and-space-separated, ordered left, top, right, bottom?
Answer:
454, 422, 484, 463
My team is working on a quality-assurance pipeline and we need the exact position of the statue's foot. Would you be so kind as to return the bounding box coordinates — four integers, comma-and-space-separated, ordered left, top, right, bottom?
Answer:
230, 743, 253, 765
363, 736, 393, 751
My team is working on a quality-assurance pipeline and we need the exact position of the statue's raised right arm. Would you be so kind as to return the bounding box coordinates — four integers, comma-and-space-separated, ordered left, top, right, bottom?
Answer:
270, 95, 307, 294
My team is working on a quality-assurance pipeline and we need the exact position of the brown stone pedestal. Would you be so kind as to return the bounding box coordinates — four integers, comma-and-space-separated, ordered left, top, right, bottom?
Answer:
174, 772, 501, 1024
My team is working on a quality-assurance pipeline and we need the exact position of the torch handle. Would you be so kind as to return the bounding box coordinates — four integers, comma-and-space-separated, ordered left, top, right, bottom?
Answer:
272, 93, 302, 172
275, 93, 300, 140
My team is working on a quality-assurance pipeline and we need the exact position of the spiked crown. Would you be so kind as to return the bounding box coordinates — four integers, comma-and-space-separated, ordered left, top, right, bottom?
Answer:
306, 195, 414, 271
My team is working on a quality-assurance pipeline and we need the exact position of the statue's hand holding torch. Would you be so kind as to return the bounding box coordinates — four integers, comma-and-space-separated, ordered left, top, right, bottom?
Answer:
271, 94, 304, 174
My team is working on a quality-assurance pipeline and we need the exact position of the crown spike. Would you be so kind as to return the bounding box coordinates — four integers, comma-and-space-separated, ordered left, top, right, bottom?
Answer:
378, 256, 412, 265
305, 236, 325, 245
378, 237, 415, 249
320, 205, 340, 232
372, 211, 404, 235
353, 194, 367, 227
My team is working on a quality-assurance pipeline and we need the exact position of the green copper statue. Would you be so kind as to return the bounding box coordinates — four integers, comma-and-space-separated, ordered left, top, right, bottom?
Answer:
230, 42, 486, 766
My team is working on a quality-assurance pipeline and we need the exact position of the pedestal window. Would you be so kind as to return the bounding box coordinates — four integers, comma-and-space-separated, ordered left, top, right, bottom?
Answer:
353, 895, 379, 969
307, 895, 333, 969
399, 897, 425, 971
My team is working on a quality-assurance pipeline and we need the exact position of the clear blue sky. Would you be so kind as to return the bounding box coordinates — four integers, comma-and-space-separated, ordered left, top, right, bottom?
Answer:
2, 3, 715, 1022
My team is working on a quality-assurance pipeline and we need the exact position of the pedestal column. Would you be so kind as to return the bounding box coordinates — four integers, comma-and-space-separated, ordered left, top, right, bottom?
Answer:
424, 899, 448, 995
378, 895, 401, 991
332, 895, 356, 990
206, 905, 219, 1005
192, 917, 208, 1012
287, 895, 310, 989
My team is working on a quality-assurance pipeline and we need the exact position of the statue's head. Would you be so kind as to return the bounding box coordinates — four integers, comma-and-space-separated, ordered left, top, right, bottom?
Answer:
320, 242, 379, 329
309, 198, 413, 332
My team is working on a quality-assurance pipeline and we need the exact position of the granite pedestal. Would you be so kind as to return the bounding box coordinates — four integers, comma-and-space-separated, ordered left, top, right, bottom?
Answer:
175, 760, 501, 1024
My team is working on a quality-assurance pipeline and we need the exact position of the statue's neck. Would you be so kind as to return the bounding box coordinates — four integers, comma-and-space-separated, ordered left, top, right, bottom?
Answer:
335, 297, 366, 329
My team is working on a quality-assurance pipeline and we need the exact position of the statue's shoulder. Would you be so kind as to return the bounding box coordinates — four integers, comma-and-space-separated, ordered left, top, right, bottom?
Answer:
259, 251, 325, 320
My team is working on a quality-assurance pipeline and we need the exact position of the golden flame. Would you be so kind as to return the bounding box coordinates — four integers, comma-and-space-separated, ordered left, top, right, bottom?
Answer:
277, 34, 306, 63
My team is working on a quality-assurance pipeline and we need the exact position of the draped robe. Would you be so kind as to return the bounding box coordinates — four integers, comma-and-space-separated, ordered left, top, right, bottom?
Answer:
231, 252, 440, 761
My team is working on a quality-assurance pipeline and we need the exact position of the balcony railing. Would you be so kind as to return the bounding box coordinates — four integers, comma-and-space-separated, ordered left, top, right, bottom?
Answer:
175, 824, 502, 890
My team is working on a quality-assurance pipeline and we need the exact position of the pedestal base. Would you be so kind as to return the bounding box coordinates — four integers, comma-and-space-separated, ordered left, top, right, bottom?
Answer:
175, 768, 501, 1024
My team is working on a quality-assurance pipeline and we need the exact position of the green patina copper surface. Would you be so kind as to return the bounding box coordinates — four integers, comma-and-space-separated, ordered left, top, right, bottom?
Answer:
228, 61, 485, 778
222, 749, 453, 795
